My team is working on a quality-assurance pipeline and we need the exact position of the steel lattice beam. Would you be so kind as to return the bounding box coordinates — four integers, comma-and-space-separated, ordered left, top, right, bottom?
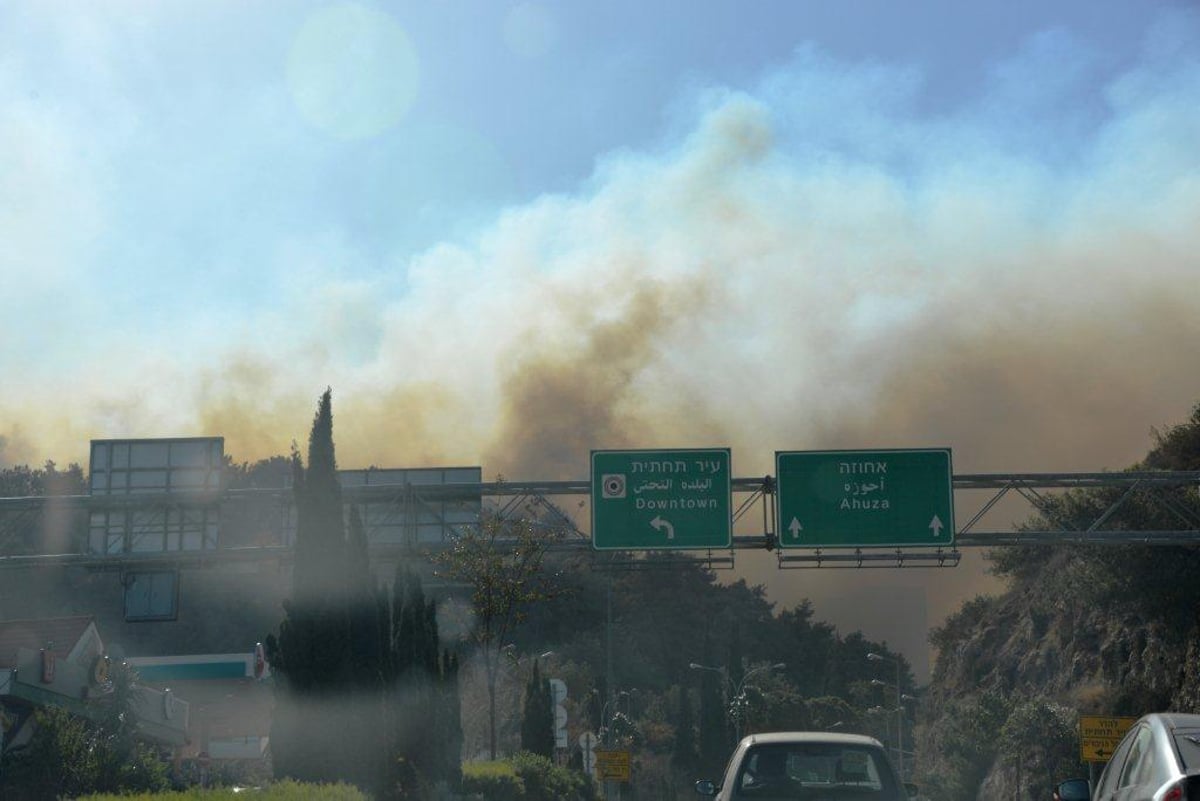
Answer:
0, 472, 1197, 570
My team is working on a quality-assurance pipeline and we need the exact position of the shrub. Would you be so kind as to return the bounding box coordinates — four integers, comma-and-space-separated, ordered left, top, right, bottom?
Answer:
76, 778, 370, 800
511, 751, 589, 801
461, 760, 525, 801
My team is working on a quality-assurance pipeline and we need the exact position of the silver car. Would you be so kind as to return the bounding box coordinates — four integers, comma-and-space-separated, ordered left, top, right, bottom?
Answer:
696, 731, 912, 801
1056, 713, 1200, 801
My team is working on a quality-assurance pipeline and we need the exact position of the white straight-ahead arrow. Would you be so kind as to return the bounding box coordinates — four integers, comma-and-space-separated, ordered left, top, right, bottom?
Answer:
789, 518, 803, 540
929, 515, 944, 537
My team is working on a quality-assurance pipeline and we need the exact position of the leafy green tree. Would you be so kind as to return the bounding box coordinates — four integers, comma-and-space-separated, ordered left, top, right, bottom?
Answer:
0, 460, 86, 555
919, 688, 1012, 801
776, 601, 840, 696
432, 512, 564, 759
521, 659, 555, 757
999, 699, 1081, 801
0, 662, 167, 800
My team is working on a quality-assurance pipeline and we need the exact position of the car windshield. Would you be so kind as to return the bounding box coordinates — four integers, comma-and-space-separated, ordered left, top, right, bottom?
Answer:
733, 742, 903, 800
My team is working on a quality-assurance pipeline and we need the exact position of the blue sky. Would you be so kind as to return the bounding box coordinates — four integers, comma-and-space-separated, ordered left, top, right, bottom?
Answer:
3, 0, 1199, 478
4, 0, 1200, 674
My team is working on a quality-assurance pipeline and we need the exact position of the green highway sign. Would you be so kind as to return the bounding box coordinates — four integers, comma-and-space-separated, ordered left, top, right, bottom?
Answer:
591, 448, 731, 550
775, 449, 954, 548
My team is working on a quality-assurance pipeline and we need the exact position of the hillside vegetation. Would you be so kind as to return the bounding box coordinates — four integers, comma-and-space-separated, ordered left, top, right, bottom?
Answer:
917, 403, 1200, 801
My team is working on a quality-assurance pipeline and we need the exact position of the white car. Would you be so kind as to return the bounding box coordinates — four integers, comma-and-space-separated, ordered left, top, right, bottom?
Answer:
695, 731, 913, 801
1056, 713, 1200, 801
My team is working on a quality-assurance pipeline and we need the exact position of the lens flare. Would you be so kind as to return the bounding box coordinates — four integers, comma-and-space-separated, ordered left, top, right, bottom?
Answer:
287, 3, 419, 140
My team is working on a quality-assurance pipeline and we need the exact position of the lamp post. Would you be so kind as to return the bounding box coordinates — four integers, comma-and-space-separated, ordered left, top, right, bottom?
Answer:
590, 687, 633, 743
690, 661, 786, 741
867, 652, 904, 779
866, 705, 892, 753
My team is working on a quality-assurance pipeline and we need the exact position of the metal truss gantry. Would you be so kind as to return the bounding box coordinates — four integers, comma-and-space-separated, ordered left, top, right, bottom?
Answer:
1, 471, 1198, 571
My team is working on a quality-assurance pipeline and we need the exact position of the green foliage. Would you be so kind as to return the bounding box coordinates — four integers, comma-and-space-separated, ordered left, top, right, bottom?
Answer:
461, 753, 590, 801
433, 514, 564, 651
0, 460, 86, 554
461, 760, 525, 801
989, 404, 1200, 638
510, 751, 591, 801
0, 459, 86, 497
432, 511, 564, 760
916, 404, 1200, 800
918, 688, 1012, 801
776, 601, 840, 697
928, 594, 998, 655
75, 779, 371, 800
266, 389, 462, 799
998, 699, 1081, 798
0, 663, 168, 800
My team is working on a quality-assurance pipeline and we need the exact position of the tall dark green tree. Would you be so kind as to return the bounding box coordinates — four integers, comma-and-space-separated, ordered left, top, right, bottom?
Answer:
697, 631, 728, 768
385, 567, 463, 795
267, 389, 379, 790
265, 389, 461, 799
671, 685, 698, 775
521, 659, 555, 758
436, 649, 465, 788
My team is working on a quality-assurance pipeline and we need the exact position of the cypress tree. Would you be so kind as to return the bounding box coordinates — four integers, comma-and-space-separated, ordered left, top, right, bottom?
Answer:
671, 685, 697, 774
386, 567, 461, 794
520, 659, 555, 758
265, 390, 461, 798
697, 632, 728, 768
267, 389, 358, 786
437, 649, 464, 788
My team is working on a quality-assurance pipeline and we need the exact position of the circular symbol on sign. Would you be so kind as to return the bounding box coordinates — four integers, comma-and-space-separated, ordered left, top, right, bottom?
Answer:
601, 474, 626, 499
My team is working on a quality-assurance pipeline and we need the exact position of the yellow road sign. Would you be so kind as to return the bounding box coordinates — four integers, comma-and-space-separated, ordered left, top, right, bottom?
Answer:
1080, 715, 1137, 763
595, 749, 631, 782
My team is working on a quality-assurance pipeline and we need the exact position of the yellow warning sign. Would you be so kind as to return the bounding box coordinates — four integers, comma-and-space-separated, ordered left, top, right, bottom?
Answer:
1079, 715, 1137, 763
595, 749, 631, 782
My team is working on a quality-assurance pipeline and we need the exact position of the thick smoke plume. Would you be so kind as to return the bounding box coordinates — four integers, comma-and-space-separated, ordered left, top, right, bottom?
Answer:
3, 9, 1199, 675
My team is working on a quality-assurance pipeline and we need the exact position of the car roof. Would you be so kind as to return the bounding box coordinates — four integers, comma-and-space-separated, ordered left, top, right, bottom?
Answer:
741, 731, 885, 748
1143, 713, 1200, 733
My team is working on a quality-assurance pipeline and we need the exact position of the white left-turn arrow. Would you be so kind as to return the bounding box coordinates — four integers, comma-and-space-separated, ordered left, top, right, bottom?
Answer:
651, 516, 675, 539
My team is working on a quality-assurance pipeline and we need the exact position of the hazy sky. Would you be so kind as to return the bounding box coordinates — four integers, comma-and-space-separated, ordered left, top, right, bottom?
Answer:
4, 1, 1199, 673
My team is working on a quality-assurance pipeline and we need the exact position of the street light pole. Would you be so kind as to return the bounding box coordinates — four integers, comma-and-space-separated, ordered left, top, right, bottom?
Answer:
868, 653, 903, 780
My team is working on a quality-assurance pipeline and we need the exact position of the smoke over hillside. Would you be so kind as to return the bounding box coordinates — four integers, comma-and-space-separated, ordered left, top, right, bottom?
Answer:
2, 7, 1199, 675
